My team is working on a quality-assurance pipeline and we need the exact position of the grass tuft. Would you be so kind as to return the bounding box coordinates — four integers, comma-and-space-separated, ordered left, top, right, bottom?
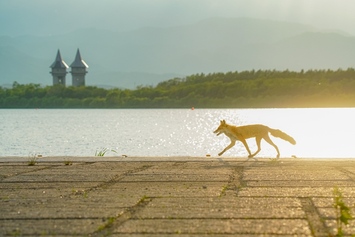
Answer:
27, 153, 38, 166
64, 159, 73, 166
95, 148, 118, 157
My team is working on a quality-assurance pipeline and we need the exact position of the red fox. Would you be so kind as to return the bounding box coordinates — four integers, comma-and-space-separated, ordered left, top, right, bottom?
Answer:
213, 120, 296, 158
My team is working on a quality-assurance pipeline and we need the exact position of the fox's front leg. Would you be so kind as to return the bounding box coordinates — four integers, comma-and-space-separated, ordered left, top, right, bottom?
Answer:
218, 140, 236, 156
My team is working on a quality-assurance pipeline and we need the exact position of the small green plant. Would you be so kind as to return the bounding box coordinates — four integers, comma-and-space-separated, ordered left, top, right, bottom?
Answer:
333, 187, 353, 237
95, 148, 117, 156
72, 189, 88, 198
7, 228, 21, 236
64, 159, 73, 166
219, 185, 228, 197
268, 158, 280, 163
137, 195, 149, 204
27, 153, 38, 166
97, 216, 116, 232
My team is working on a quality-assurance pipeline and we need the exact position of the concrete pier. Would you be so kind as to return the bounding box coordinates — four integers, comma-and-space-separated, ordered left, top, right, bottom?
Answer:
1, 157, 355, 236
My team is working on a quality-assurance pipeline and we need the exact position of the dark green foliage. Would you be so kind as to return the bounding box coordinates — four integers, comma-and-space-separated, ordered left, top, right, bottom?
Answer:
2, 68, 355, 108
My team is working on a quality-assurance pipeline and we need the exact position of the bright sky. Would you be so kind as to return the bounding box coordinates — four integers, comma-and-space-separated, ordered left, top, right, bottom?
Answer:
1, 0, 355, 36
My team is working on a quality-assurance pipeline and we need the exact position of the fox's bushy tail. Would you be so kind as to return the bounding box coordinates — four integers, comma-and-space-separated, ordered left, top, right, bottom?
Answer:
269, 129, 296, 145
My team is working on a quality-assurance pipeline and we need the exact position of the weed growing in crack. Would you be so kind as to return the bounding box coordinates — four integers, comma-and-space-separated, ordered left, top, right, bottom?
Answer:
72, 189, 88, 198
333, 187, 353, 237
97, 216, 116, 232
219, 185, 228, 197
137, 195, 149, 204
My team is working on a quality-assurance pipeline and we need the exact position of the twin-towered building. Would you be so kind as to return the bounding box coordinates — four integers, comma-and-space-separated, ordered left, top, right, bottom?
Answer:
50, 49, 88, 86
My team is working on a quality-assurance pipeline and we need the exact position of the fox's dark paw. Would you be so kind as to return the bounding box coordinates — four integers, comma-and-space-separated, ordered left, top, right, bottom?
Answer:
218, 153, 223, 156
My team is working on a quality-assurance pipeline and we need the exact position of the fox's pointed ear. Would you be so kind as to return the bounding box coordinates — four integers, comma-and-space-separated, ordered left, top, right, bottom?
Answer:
222, 120, 226, 124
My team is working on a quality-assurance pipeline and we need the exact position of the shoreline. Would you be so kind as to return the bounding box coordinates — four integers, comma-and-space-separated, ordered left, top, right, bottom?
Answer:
1, 156, 355, 162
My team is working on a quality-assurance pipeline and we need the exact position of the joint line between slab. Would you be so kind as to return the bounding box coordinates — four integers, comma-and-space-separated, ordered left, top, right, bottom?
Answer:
300, 197, 329, 237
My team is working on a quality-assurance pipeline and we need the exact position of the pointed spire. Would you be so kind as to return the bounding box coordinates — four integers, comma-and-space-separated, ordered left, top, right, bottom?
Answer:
50, 49, 69, 69
70, 48, 88, 68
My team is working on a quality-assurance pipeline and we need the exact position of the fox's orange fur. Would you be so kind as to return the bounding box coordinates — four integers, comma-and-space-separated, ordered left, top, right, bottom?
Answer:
213, 120, 296, 158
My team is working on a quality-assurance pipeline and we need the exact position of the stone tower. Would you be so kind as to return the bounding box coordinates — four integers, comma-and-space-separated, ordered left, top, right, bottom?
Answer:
70, 49, 88, 87
50, 50, 68, 86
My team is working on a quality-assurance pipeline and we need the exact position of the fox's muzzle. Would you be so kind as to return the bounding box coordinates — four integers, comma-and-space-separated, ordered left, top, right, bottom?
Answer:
213, 129, 222, 136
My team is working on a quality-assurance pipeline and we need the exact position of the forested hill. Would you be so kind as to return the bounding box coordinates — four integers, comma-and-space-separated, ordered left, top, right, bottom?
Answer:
2, 68, 355, 108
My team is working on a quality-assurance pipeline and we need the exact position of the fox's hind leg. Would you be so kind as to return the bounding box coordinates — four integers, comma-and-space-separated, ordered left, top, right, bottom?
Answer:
249, 136, 262, 158
263, 135, 280, 158
239, 138, 253, 158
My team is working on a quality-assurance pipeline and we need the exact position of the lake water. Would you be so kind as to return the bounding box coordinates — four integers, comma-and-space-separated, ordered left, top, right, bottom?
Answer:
1, 108, 355, 158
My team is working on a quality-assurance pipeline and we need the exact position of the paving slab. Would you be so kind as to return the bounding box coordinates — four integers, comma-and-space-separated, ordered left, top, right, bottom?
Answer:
115, 219, 312, 235
1, 157, 355, 236
0, 219, 102, 236
136, 198, 305, 219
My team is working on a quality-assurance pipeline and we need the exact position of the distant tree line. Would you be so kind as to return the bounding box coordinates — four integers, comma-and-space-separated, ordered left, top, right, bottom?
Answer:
2, 68, 355, 108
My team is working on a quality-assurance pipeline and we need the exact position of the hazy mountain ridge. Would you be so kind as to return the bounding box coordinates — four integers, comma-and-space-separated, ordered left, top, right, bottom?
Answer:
0, 17, 354, 89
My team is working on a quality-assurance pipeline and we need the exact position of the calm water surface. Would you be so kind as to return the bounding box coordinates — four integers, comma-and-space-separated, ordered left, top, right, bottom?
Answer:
1, 108, 355, 158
